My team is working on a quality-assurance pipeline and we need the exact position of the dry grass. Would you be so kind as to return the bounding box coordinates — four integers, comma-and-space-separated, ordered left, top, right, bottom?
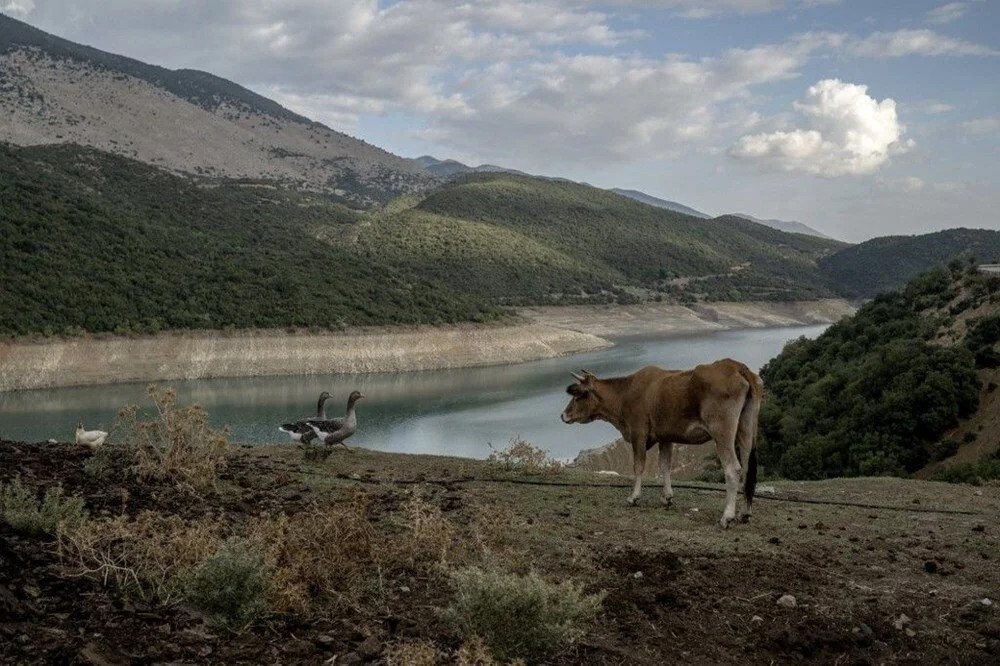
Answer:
487, 437, 562, 476
118, 385, 232, 490
59, 511, 225, 602
384, 640, 441, 666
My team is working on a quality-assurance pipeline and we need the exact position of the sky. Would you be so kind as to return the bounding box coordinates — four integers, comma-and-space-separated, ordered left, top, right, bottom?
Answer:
3, 0, 999, 241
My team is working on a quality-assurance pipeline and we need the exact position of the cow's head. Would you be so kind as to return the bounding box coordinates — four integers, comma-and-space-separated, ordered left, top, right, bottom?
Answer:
561, 370, 602, 424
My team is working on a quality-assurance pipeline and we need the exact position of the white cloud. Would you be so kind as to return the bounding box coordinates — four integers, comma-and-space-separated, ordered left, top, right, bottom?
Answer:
925, 3, 968, 24
961, 117, 1000, 135
598, 0, 839, 18
850, 29, 999, 57
881, 176, 925, 193
0, 0, 34, 17
729, 79, 910, 177
419, 36, 824, 164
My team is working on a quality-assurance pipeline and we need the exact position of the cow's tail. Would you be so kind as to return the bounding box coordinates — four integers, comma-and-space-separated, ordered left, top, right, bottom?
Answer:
735, 364, 763, 508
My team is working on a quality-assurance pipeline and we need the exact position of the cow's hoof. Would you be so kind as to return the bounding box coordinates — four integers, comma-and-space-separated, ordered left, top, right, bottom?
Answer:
625, 497, 640, 507
660, 496, 673, 508
739, 513, 751, 524
719, 516, 733, 529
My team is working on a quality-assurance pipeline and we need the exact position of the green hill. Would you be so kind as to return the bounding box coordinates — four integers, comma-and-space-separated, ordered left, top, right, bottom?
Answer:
1, 149, 856, 337
759, 261, 1000, 480
819, 228, 1000, 297
407, 173, 845, 304
0, 144, 494, 337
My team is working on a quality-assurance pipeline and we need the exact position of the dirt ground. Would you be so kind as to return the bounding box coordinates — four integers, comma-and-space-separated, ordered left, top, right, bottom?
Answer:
2, 439, 998, 665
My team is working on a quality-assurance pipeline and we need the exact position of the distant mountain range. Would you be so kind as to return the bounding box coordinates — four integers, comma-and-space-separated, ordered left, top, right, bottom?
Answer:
608, 189, 710, 219
726, 213, 833, 240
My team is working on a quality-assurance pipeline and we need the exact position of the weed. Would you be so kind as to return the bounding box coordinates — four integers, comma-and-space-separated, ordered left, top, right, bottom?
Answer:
442, 561, 604, 662
0, 477, 87, 536
59, 511, 224, 601
487, 438, 562, 476
118, 386, 232, 489
182, 538, 270, 632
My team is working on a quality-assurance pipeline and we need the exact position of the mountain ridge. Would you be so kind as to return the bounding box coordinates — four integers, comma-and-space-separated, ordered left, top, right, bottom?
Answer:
0, 13, 433, 206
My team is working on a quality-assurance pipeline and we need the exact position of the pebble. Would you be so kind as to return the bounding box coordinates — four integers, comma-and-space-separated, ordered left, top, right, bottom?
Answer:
776, 594, 796, 608
632, 571, 644, 579
981, 598, 993, 607
751, 615, 764, 623
893, 614, 911, 630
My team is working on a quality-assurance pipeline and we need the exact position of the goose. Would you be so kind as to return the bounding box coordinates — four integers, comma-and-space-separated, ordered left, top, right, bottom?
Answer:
75, 424, 107, 451
308, 390, 365, 453
278, 391, 333, 444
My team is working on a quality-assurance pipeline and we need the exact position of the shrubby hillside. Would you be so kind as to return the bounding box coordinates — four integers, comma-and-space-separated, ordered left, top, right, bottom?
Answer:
0, 144, 495, 336
819, 228, 1000, 298
759, 261, 1000, 480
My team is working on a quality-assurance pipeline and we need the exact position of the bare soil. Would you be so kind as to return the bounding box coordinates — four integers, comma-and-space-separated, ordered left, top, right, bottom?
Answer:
2, 440, 998, 665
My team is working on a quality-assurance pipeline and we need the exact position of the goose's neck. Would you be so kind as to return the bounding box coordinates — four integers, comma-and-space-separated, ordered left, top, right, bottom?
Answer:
316, 395, 330, 419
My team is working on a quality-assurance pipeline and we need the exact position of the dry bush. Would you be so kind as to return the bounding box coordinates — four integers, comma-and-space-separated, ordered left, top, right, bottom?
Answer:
59, 511, 224, 601
118, 385, 232, 489
246, 494, 380, 612
384, 640, 441, 666
455, 635, 503, 666
487, 438, 562, 475
393, 489, 456, 566
0, 477, 87, 536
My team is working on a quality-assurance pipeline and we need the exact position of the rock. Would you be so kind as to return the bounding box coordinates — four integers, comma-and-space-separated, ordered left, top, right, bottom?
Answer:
595, 470, 620, 476
78, 643, 127, 666
981, 598, 993, 607
751, 615, 764, 623
893, 614, 911, 630
757, 485, 776, 494
905, 628, 916, 637
776, 594, 796, 608
632, 571, 643, 579
336, 652, 362, 666
398, 586, 410, 593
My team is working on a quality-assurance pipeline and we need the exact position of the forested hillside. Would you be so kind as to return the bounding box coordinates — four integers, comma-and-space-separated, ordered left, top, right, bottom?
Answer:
1, 145, 855, 337
819, 228, 1000, 297
759, 261, 1000, 480
0, 144, 495, 336
412, 173, 845, 304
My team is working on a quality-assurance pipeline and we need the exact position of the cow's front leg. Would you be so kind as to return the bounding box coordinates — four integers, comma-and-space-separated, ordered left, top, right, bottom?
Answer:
658, 441, 674, 507
626, 434, 647, 506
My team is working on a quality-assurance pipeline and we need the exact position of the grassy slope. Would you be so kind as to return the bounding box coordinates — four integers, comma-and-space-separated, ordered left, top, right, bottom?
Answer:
820, 228, 1000, 298
0, 144, 495, 336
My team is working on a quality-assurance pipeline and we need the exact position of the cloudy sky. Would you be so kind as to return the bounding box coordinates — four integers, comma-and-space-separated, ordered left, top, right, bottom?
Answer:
4, 0, 999, 240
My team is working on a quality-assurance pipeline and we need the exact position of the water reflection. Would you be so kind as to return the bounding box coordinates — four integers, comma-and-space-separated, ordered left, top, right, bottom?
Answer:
0, 325, 826, 459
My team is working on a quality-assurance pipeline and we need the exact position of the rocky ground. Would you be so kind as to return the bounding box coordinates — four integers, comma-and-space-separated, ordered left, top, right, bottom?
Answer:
1, 439, 998, 664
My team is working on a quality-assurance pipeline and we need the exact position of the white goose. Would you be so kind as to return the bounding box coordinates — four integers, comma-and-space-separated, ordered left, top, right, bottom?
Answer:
75, 424, 107, 451
278, 391, 333, 444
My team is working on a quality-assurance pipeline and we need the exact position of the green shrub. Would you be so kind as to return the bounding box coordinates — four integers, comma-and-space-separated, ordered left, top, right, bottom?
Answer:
931, 460, 1000, 486
442, 563, 604, 662
182, 538, 270, 631
0, 477, 87, 536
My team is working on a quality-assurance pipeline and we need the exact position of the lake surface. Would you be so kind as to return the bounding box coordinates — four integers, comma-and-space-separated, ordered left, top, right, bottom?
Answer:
0, 325, 827, 460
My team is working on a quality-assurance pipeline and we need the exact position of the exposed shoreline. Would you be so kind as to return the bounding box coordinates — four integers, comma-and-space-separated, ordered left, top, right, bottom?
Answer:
0, 299, 854, 391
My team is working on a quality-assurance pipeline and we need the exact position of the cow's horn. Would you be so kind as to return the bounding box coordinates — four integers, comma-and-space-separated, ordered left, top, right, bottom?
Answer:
570, 371, 586, 383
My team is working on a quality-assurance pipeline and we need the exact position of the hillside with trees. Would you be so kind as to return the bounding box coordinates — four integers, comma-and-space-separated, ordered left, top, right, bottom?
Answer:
819, 228, 1000, 297
759, 261, 1000, 481
0, 144, 496, 337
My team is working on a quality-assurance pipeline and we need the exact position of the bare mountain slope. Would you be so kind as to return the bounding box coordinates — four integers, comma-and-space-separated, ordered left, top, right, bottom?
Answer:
0, 14, 433, 206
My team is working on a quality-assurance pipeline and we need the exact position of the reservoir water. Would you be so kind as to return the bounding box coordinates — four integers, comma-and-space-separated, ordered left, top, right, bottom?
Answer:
0, 325, 827, 460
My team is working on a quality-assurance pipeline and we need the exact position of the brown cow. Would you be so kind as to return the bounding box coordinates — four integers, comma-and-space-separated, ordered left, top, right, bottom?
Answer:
561, 359, 763, 528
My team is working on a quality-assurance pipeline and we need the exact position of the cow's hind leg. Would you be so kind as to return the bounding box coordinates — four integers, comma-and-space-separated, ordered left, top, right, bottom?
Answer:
626, 434, 648, 506
658, 441, 674, 507
707, 415, 741, 529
